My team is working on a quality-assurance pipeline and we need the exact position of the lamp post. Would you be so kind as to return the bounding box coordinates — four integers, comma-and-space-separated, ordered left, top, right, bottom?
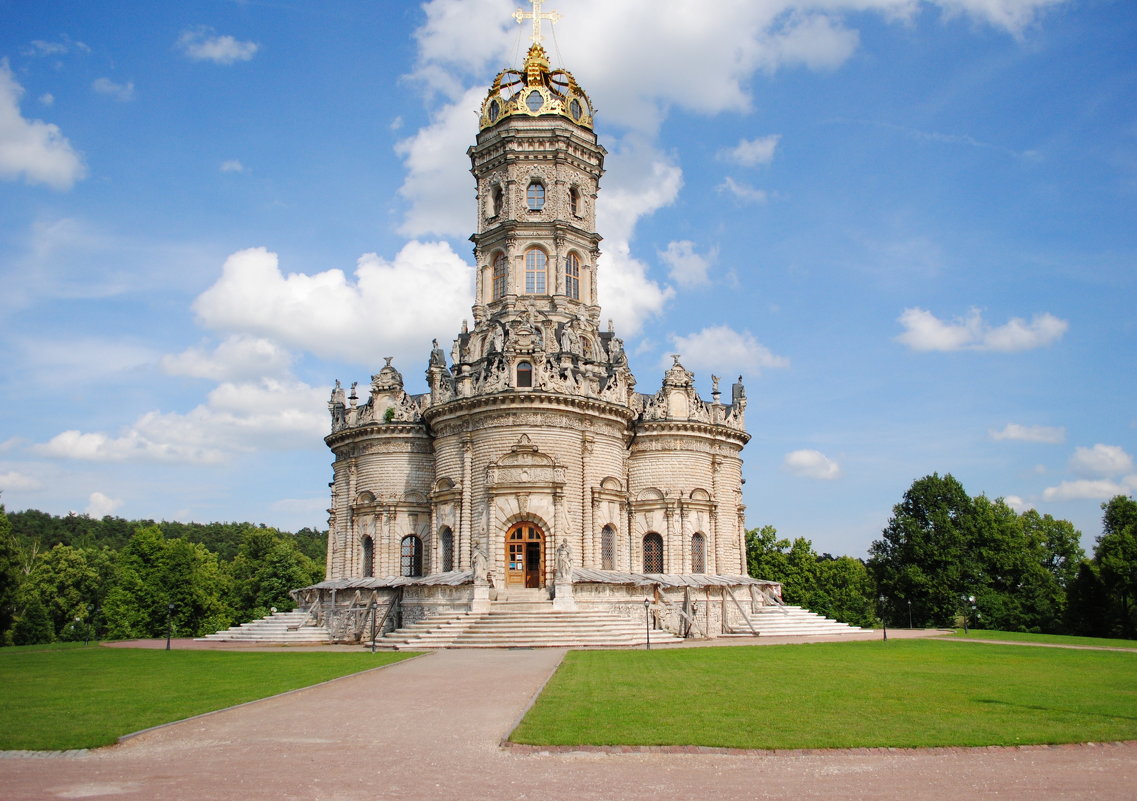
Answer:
964, 595, 976, 634
878, 595, 887, 642
85, 604, 94, 646
907, 599, 913, 630
165, 603, 175, 651
643, 598, 651, 650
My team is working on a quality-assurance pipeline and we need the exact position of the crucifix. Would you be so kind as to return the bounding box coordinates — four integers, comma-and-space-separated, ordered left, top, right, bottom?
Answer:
513, 0, 561, 46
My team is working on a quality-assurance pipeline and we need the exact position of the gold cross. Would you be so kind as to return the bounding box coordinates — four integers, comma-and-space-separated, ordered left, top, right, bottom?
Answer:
513, 0, 560, 46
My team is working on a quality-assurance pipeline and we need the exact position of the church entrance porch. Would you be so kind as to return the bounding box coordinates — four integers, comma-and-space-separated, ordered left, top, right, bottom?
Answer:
505, 522, 545, 588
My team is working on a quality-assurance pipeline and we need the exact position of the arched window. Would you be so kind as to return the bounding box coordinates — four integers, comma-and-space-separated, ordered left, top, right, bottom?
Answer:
516, 360, 533, 388
601, 525, 615, 571
691, 532, 706, 573
400, 535, 423, 577
492, 252, 507, 299
569, 187, 580, 217
361, 535, 374, 578
565, 253, 580, 300
439, 527, 453, 573
524, 248, 547, 294
492, 186, 504, 217
643, 532, 663, 574
527, 181, 545, 211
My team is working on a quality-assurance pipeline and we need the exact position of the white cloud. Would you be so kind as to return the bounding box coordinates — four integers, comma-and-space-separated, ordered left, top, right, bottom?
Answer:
35, 376, 327, 465
716, 176, 769, 203
162, 335, 293, 381
719, 135, 781, 167
666, 325, 789, 378
895, 307, 1067, 352
1042, 478, 1137, 502
39, 93, 54, 107
220, 159, 248, 174
0, 471, 42, 492
0, 60, 85, 190
177, 28, 259, 65
761, 13, 860, 72
193, 244, 472, 366
1069, 444, 1134, 478
935, 0, 1069, 35
783, 449, 842, 480
989, 423, 1065, 443
86, 491, 123, 518
23, 37, 91, 57
1003, 495, 1033, 513
659, 240, 715, 288
395, 86, 485, 239
92, 77, 135, 102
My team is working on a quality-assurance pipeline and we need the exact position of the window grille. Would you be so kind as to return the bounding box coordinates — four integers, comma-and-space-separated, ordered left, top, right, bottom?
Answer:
691, 532, 706, 573
362, 535, 374, 578
527, 181, 545, 210
439, 528, 453, 572
400, 535, 423, 577
492, 253, 507, 299
601, 526, 615, 570
643, 532, 664, 574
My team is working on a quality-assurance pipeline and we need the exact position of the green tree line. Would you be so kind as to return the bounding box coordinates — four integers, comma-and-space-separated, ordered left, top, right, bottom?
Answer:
0, 507, 326, 645
748, 473, 1136, 639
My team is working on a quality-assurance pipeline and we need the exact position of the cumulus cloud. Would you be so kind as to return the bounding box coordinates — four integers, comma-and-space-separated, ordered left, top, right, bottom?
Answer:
162, 335, 293, 381
895, 307, 1067, 352
1042, 477, 1137, 502
0, 470, 42, 491
35, 376, 327, 465
177, 27, 259, 65
783, 449, 842, 480
1003, 495, 1033, 513
716, 176, 769, 203
193, 244, 472, 366
86, 491, 123, 518
989, 423, 1065, 443
719, 135, 781, 167
659, 240, 715, 288
1069, 444, 1134, 478
0, 60, 85, 190
92, 77, 135, 102
666, 325, 789, 378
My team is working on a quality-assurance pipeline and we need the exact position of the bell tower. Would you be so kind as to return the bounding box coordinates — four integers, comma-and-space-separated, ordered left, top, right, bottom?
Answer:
468, 33, 604, 325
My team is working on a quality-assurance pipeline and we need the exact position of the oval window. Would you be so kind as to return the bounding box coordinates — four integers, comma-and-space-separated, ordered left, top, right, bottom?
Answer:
570, 99, 582, 120
488, 99, 500, 123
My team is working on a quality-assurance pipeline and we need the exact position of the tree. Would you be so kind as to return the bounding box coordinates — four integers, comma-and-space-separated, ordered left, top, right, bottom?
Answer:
15, 544, 109, 641
811, 555, 876, 628
0, 505, 21, 643
227, 527, 323, 622
1093, 495, 1137, 638
869, 473, 975, 627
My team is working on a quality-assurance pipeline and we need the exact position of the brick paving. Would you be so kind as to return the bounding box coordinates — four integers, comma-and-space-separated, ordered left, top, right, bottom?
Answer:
1, 637, 1134, 800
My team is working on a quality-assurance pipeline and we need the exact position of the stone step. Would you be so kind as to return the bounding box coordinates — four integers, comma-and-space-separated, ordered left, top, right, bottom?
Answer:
196, 610, 331, 644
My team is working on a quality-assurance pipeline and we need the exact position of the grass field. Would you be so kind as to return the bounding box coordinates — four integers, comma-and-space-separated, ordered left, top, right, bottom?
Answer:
511, 639, 1137, 749
0, 645, 414, 750
947, 629, 1137, 649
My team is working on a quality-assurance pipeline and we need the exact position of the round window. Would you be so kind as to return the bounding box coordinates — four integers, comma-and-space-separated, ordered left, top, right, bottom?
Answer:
526, 90, 543, 113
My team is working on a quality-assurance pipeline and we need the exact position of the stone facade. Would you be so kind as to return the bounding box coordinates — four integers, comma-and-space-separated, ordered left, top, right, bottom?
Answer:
314, 41, 762, 638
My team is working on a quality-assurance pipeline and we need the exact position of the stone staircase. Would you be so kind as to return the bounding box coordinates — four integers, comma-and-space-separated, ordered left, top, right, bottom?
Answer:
728, 604, 870, 637
196, 610, 331, 645
382, 596, 685, 650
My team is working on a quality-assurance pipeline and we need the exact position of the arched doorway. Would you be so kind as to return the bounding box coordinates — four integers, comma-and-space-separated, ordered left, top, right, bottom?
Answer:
505, 522, 545, 588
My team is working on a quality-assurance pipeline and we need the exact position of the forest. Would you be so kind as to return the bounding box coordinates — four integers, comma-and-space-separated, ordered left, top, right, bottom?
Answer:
749, 474, 1136, 639
0, 508, 325, 644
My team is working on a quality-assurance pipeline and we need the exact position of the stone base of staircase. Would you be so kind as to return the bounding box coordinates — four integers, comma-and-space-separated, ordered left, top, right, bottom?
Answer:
381, 595, 684, 649
196, 610, 331, 644
725, 605, 870, 637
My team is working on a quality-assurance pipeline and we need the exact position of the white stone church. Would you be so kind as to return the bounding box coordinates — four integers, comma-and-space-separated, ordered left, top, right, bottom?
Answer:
242, 11, 860, 648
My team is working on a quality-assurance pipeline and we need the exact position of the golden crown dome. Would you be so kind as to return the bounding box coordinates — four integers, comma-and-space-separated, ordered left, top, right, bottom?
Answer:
479, 43, 594, 131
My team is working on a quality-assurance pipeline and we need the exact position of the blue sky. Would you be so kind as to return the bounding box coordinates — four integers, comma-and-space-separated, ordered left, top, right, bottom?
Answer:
0, 0, 1133, 558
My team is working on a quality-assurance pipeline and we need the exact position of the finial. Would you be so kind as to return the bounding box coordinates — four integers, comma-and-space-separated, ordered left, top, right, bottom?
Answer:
670, 353, 682, 366
514, 0, 560, 47
384, 356, 394, 367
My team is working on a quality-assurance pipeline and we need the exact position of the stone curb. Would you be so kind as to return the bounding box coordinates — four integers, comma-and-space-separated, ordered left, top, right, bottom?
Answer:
501, 739, 1137, 757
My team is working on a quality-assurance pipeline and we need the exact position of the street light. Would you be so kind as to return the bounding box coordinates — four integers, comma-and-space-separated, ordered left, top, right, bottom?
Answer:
165, 603, 176, 650
878, 595, 888, 642
643, 598, 651, 650
907, 599, 913, 630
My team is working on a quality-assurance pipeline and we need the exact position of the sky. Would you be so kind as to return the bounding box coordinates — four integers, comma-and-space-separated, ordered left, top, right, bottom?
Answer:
0, 0, 1134, 559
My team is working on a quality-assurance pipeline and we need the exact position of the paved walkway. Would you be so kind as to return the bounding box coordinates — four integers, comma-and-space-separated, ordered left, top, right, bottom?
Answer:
1, 639, 1134, 800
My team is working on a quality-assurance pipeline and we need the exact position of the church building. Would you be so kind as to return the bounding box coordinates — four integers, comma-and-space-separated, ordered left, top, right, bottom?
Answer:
293, 7, 786, 645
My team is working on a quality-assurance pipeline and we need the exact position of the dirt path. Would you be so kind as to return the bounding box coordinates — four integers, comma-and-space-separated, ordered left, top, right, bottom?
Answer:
1, 644, 1134, 800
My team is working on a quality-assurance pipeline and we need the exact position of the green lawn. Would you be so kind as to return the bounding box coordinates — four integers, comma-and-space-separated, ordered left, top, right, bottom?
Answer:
512, 640, 1137, 749
947, 629, 1137, 649
0, 646, 414, 750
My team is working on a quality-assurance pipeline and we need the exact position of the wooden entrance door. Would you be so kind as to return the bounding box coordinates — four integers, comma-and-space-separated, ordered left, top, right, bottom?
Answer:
505, 522, 544, 588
